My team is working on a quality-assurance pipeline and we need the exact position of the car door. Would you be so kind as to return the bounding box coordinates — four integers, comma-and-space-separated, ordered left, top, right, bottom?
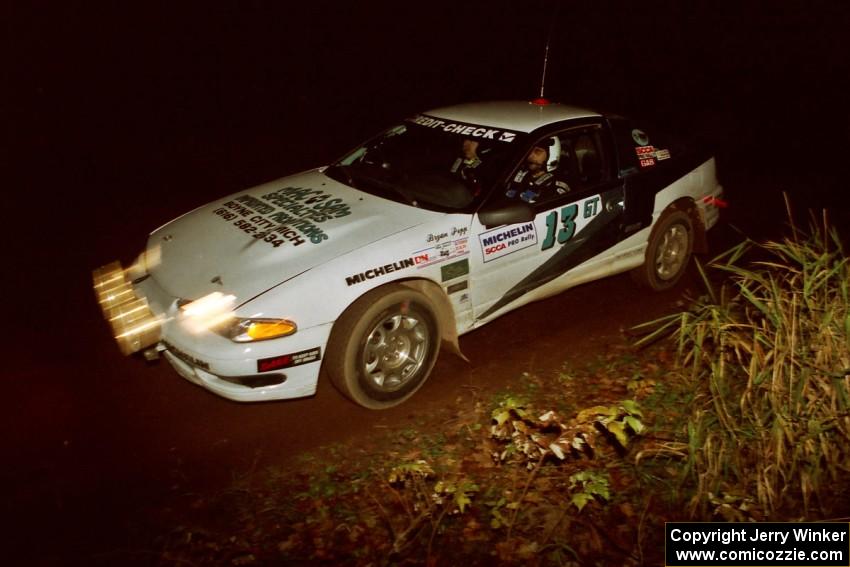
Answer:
468, 123, 627, 324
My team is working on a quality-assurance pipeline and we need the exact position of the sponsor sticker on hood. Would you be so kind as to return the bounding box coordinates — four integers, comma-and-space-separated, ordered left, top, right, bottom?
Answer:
148, 170, 439, 302
211, 186, 354, 248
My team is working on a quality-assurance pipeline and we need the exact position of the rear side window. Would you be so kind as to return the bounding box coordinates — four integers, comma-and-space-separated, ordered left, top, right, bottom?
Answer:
554, 126, 610, 191
609, 117, 678, 177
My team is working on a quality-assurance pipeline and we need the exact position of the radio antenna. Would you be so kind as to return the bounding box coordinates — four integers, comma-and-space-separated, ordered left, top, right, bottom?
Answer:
538, 2, 560, 99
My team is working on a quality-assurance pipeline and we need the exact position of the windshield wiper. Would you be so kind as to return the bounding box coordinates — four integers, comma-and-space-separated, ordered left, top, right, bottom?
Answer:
354, 173, 418, 207
327, 163, 418, 207
325, 164, 356, 188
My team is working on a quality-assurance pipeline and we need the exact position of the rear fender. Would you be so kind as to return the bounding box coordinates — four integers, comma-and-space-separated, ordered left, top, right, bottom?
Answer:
666, 197, 707, 254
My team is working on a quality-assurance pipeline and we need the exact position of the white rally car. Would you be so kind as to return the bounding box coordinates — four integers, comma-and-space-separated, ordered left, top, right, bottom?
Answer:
94, 100, 723, 408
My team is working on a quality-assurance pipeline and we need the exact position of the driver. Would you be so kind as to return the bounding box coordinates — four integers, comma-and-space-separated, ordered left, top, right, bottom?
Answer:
450, 138, 482, 179
450, 138, 484, 195
505, 139, 559, 203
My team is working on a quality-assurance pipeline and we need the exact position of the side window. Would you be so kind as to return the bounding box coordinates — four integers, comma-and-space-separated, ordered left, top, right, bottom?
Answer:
553, 126, 609, 193
501, 136, 565, 207
495, 124, 611, 209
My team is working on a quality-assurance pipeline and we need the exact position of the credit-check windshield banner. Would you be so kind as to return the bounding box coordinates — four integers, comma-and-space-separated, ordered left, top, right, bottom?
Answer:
408, 114, 522, 143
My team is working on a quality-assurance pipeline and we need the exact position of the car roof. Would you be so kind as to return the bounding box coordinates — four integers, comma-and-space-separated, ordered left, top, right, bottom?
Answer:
423, 100, 601, 134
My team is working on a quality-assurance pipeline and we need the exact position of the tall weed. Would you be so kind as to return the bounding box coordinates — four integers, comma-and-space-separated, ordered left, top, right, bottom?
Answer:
643, 211, 850, 518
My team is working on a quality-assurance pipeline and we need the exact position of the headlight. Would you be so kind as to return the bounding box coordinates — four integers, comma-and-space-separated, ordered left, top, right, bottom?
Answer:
218, 318, 298, 342
180, 292, 297, 341
180, 292, 237, 334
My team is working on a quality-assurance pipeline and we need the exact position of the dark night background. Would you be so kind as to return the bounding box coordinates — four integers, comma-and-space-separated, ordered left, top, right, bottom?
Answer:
11, 0, 850, 366
12, 1, 850, 222
5, 0, 850, 563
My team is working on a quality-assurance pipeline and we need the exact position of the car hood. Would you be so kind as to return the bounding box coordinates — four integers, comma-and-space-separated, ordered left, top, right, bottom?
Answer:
147, 169, 440, 303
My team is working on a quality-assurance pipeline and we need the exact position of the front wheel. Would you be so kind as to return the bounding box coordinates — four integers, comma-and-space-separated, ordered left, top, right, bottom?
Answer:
326, 284, 441, 409
631, 209, 693, 291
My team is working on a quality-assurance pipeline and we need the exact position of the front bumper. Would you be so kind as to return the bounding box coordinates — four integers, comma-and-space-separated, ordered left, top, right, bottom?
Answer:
93, 261, 331, 402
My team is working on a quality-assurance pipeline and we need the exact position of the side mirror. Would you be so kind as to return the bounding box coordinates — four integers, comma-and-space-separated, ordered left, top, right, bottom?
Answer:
478, 202, 535, 228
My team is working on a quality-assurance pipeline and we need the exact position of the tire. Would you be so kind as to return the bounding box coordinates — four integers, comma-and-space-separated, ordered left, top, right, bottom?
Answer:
326, 284, 441, 409
631, 209, 693, 291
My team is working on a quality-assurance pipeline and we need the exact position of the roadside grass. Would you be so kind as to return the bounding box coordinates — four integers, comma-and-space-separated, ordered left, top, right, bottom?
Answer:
634, 207, 850, 521
151, 211, 849, 566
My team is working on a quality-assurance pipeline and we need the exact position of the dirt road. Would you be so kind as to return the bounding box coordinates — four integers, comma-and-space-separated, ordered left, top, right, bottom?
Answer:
7, 208, 730, 564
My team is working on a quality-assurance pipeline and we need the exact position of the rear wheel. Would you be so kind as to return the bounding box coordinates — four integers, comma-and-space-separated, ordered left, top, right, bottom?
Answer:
631, 209, 693, 291
326, 284, 440, 409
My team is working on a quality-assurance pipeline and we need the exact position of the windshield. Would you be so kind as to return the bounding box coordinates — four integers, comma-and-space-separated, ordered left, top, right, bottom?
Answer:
326, 115, 526, 213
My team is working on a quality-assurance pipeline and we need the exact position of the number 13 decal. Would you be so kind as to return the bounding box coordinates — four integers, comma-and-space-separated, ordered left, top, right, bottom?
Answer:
540, 196, 601, 251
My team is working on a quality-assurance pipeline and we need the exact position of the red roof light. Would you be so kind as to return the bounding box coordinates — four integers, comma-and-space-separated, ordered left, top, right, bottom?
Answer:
531, 97, 551, 106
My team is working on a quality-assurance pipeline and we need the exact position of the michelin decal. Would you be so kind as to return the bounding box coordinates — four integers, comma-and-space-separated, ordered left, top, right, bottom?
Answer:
345, 258, 417, 286
478, 222, 537, 262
